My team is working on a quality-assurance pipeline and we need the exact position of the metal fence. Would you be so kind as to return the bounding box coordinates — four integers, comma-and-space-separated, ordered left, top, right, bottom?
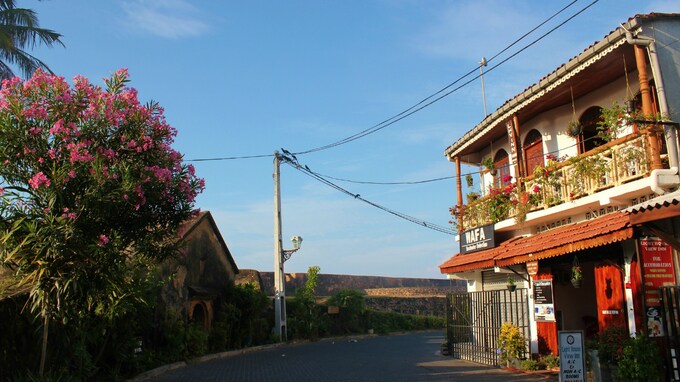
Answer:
446, 289, 531, 366
660, 286, 680, 381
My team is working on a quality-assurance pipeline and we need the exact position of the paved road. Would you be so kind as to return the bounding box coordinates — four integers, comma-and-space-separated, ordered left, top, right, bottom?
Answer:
148, 331, 555, 382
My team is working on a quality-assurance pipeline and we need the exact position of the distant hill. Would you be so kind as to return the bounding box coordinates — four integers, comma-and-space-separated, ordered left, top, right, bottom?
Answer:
237, 270, 465, 297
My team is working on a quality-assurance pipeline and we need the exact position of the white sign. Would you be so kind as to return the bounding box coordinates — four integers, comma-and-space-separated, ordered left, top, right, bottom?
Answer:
559, 331, 586, 382
533, 280, 555, 322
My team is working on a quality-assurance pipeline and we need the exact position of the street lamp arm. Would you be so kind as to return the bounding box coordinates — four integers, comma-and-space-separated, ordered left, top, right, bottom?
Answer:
282, 248, 300, 262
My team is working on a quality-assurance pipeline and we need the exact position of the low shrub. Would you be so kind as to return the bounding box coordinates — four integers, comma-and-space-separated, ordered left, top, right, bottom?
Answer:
616, 335, 664, 382
541, 353, 559, 368
520, 359, 542, 371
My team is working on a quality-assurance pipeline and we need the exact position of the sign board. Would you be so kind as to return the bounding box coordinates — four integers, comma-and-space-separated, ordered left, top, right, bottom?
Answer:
640, 237, 676, 307
559, 331, 586, 382
640, 237, 675, 337
526, 261, 538, 276
505, 120, 518, 166
327, 306, 339, 315
533, 279, 555, 322
460, 224, 495, 254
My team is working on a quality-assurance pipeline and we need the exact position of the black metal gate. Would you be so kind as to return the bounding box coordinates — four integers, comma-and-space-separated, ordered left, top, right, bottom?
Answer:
660, 286, 680, 381
446, 289, 531, 366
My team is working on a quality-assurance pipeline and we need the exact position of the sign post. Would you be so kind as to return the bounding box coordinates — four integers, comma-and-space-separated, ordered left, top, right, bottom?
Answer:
559, 330, 586, 382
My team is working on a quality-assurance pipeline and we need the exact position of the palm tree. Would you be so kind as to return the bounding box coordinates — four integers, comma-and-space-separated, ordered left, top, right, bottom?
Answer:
0, 0, 63, 80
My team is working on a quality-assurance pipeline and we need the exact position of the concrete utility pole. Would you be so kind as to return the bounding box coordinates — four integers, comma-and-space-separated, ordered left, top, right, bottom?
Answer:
272, 151, 303, 342
273, 151, 287, 341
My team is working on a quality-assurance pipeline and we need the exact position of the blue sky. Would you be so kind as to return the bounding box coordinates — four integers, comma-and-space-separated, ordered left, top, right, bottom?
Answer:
24, 0, 679, 279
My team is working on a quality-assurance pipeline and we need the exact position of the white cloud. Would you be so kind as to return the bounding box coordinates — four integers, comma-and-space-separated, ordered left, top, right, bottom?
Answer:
122, 0, 209, 38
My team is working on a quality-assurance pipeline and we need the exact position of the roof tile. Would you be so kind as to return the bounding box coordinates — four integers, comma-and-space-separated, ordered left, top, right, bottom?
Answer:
439, 212, 632, 274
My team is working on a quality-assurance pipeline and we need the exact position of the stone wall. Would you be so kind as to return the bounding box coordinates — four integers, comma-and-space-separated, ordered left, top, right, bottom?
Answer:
235, 270, 466, 318
254, 271, 465, 296
365, 296, 447, 317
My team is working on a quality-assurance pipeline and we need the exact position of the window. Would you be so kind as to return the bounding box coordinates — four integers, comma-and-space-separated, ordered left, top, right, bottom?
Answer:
578, 106, 605, 154
524, 129, 544, 177
494, 149, 510, 187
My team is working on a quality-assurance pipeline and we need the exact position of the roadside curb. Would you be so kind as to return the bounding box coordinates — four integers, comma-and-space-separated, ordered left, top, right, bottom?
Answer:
502, 366, 559, 381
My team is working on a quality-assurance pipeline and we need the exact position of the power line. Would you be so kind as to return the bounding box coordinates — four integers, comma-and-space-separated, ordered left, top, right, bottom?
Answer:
313, 172, 455, 185
292, 0, 592, 156
182, 1, 594, 164
280, 155, 456, 236
187, 153, 273, 162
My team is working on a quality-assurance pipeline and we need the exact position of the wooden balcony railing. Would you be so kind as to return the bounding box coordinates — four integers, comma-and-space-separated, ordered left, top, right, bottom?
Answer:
455, 132, 654, 231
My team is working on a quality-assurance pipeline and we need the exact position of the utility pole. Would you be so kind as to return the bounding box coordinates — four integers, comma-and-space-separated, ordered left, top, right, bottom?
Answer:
273, 151, 287, 341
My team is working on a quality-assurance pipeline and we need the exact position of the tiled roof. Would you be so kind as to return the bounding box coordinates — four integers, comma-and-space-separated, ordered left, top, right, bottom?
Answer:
444, 13, 680, 159
439, 212, 633, 274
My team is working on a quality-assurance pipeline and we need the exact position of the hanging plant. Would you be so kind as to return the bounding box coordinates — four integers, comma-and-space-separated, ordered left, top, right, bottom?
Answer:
571, 256, 582, 288
566, 86, 582, 138
566, 120, 583, 138
465, 173, 474, 187
482, 157, 496, 175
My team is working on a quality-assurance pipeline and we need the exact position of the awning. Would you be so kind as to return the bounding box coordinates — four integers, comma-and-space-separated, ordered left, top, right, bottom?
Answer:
439, 212, 633, 274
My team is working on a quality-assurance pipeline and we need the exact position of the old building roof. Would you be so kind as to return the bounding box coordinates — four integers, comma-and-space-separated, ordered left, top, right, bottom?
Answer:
439, 212, 633, 274
180, 210, 239, 273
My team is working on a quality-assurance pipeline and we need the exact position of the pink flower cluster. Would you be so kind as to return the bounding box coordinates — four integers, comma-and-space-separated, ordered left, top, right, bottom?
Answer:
28, 172, 50, 189
0, 68, 204, 223
98, 234, 109, 246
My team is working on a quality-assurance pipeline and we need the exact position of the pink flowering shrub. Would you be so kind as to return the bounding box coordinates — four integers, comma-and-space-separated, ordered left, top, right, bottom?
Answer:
0, 69, 204, 323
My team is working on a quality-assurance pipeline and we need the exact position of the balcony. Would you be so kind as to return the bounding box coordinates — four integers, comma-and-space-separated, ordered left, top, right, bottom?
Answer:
453, 132, 659, 232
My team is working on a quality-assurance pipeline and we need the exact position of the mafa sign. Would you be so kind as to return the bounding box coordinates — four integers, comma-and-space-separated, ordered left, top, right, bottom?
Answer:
460, 224, 495, 254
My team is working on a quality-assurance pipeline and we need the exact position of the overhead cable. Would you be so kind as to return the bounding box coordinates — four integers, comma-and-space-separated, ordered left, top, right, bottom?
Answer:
292, 0, 593, 155
279, 154, 456, 236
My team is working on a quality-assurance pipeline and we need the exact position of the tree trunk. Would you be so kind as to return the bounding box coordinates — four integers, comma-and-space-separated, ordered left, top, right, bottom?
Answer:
39, 313, 49, 376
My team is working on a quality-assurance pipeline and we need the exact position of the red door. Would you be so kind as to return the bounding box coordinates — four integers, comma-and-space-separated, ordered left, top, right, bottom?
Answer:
594, 263, 627, 329
524, 140, 544, 177
534, 272, 558, 355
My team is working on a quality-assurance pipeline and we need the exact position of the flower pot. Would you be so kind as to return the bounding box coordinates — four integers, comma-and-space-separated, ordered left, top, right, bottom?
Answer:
571, 278, 581, 288
507, 284, 517, 292
566, 121, 583, 138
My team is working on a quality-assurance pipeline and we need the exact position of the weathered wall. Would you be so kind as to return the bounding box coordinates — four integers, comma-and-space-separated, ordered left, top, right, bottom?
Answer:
256, 271, 465, 296
365, 296, 447, 317
234, 270, 466, 318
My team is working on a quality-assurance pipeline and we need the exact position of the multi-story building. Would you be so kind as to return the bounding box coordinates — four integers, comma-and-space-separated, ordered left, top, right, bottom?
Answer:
438, 12, 680, 376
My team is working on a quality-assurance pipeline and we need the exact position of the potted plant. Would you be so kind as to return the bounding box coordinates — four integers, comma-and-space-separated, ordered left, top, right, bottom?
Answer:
465, 173, 474, 187
566, 120, 583, 138
571, 263, 582, 288
507, 276, 517, 292
566, 86, 582, 138
482, 157, 496, 176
